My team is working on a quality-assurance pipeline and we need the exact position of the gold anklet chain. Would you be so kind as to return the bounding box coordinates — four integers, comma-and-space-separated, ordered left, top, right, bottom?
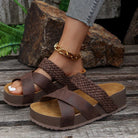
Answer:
54, 42, 81, 61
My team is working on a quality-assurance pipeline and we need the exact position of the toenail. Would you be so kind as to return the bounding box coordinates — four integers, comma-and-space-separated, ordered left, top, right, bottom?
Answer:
8, 86, 16, 91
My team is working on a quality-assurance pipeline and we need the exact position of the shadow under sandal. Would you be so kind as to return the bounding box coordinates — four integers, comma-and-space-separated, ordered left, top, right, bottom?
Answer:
30, 73, 126, 130
4, 58, 76, 107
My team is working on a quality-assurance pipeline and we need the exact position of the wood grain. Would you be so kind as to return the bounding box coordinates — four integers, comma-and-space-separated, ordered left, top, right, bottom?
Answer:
0, 119, 137, 138
125, 45, 138, 55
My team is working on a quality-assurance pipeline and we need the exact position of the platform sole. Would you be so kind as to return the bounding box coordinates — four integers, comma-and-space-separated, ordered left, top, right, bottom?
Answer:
30, 104, 127, 130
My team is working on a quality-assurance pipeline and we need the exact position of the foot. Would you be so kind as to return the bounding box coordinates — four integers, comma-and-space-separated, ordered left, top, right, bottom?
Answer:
9, 51, 84, 95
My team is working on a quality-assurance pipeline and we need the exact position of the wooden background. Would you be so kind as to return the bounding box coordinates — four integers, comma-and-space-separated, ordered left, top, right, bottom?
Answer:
0, 0, 121, 24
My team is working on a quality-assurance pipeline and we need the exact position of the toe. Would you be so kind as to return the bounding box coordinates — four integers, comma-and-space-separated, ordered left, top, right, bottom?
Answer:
8, 80, 23, 95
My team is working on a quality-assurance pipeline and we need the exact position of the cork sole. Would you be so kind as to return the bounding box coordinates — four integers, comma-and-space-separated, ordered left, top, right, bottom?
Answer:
31, 104, 127, 130
30, 83, 126, 130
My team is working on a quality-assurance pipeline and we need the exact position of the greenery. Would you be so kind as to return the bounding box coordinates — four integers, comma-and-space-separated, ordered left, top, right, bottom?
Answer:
59, 0, 70, 12
0, 0, 69, 57
0, 0, 27, 58
0, 23, 24, 57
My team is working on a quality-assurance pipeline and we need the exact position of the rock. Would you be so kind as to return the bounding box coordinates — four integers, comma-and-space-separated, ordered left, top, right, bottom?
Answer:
19, 0, 124, 68
124, 8, 138, 45
82, 24, 124, 68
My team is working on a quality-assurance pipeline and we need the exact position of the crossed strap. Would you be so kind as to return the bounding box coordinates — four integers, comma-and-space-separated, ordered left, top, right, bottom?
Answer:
41, 72, 118, 127
15, 57, 118, 120
39, 58, 118, 127
12, 71, 57, 104
45, 86, 100, 127
12, 58, 77, 104
39, 58, 117, 112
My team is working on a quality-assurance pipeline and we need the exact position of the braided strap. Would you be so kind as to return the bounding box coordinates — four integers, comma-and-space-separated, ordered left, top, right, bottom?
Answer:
70, 73, 118, 113
39, 58, 77, 90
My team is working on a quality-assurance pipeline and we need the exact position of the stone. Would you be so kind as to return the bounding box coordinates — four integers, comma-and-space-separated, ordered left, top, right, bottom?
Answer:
19, 0, 124, 68
124, 8, 138, 45
82, 24, 124, 68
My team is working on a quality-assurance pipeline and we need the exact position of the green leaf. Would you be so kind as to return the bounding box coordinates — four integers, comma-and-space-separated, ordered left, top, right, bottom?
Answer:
59, 0, 70, 12
0, 23, 24, 57
12, 45, 20, 54
0, 46, 12, 57
0, 0, 26, 58
0, 22, 23, 39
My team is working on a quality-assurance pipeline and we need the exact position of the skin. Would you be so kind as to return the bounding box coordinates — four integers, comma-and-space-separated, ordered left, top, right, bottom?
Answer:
9, 17, 89, 95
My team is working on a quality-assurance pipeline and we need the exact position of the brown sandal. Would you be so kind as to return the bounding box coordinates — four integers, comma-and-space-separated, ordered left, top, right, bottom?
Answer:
30, 73, 126, 130
4, 58, 77, 106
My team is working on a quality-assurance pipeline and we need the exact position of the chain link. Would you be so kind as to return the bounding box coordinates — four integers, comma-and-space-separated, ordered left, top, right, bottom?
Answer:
54, 42, 81, 61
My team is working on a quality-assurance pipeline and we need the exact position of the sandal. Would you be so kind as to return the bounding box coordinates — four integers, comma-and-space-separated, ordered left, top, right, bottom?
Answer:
4, 58, 78, 106
30, 73, 126, 130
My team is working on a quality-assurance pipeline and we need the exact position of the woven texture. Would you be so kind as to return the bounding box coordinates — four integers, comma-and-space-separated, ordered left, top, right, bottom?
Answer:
39, 58, 77, 90
39, 58, 117, 113
70, 73, 118, 113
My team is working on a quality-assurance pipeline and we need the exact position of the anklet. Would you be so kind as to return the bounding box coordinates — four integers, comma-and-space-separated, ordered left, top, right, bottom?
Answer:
54, 42, 81, 61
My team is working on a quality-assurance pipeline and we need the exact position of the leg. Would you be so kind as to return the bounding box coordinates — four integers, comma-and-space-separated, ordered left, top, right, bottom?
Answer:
9, 0, 104, 95
49, 16, 89, 75
10, 17, 88, 94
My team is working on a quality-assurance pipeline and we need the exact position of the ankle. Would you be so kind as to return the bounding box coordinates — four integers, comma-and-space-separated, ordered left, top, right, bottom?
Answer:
48, 51, 84, 76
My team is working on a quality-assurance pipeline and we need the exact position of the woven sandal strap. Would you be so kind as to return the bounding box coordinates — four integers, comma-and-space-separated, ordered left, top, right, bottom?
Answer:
70, 73, 118, 113
39, 58, 77, 90
39, 58, 66, 83
47, 86, 100, 121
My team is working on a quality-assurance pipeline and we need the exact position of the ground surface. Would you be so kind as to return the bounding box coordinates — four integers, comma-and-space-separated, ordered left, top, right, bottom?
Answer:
0, 45, 138, 138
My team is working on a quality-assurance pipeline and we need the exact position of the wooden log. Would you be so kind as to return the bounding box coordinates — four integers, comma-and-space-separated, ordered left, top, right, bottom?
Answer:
19, 0, 124, 68
124, 8, 138, 44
